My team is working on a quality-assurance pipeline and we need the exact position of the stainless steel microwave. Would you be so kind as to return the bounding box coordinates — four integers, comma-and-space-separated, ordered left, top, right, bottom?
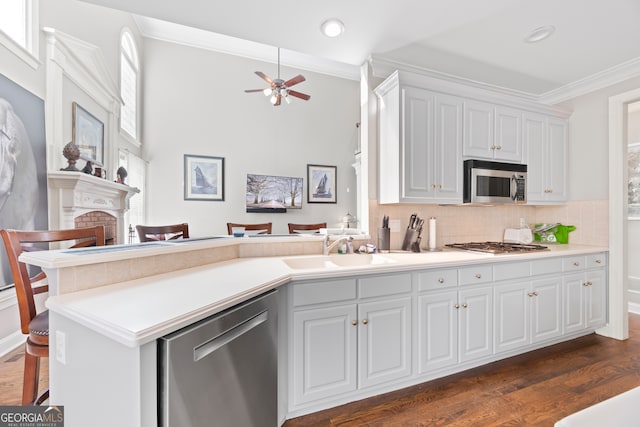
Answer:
463, 159, 527, 204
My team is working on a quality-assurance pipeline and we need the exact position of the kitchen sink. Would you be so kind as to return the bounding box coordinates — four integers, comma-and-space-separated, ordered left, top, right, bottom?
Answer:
283, 254, 396, 270
282, 256, 339, 270
329, 254, 396, 267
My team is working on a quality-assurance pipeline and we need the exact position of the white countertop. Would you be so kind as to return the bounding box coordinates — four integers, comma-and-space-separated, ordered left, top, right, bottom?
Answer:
45, 242, 607, 348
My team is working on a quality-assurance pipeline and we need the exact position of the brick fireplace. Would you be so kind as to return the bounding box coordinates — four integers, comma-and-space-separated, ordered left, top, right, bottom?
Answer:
48, 172, 139, 245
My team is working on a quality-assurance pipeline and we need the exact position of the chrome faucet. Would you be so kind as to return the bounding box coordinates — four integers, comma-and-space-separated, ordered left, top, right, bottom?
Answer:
323, 235, 354, 255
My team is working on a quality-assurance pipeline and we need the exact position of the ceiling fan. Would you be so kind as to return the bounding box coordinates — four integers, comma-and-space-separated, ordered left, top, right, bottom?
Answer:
245, 48, 310, 106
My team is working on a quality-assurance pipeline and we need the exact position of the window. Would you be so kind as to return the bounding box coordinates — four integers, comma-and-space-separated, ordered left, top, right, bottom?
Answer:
119, 150, 146, 242
120, 30, 139, 140
0, 0, 39, 67
628, 102, 640, 219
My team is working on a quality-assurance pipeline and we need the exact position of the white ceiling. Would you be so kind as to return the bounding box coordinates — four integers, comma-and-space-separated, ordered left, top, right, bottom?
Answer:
79, 0, 640, 99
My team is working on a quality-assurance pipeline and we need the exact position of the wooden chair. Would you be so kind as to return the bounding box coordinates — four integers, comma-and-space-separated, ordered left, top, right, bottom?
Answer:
288, 222, 327, 234
136, 223, 189, 242
0, 226, 105, 405
226, 222, 272, 235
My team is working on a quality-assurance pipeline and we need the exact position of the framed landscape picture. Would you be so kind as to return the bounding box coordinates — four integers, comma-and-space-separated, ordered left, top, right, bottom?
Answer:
307, 164, 336, 203
72, 102, 104, 165
246, 174, 302, 213
184, 154, 225, 201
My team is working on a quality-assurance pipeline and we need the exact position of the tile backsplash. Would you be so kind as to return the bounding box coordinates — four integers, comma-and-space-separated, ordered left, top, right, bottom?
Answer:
369, 199, 608, 249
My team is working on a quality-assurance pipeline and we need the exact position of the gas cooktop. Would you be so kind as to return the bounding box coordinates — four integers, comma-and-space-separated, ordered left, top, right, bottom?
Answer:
445, 241, 549, 254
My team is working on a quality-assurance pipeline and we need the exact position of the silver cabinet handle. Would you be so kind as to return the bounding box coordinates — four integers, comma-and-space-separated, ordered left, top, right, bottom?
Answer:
454, 304, 460, 309
362, 319, 368, 325
496, 145, 502, 150
351, 320, 357, 326
595, 259, 602, 264
462, 303, 468, 308
573, 261, 580, 267
438, 278, 445, 284
475, 273, 482, 279
528, 292, 535, 297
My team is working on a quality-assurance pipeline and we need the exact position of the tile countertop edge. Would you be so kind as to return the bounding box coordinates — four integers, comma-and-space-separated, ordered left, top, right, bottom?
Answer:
44, 244, 609, 348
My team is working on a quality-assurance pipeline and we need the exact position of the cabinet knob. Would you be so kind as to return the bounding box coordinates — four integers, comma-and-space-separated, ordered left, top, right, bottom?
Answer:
438, 184, 442, 189
573, 261, 580, 267
362, 319, 368, 325
583, 281, 592, 287
490, 145, 496, 150
533, 291, 538, 296
454, 304, 460, 309
475, 273, 482, 279
438, 278, 445, 284
462, 303, 468, 308
595, 259, 602, 264
528, 292, 535, 297
496, 145, 502, 150
351, 320, 358, 326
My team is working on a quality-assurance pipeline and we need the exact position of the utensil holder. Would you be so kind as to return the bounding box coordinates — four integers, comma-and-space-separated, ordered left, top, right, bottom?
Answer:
401, 229, 419, 251
378, 227, 390, 252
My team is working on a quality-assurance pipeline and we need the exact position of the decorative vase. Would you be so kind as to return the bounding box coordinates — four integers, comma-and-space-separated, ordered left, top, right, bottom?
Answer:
60, 141, 80, 171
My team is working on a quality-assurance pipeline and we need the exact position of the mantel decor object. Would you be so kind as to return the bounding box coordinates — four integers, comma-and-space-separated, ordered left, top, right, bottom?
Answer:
60, 141, 80, 171
72, 102, 104, 166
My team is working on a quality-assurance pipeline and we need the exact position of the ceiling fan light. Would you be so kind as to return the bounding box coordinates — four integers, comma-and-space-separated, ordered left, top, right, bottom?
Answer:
263, 88, 272, 96
270, 94, 278, 104
321, 19, 344, 38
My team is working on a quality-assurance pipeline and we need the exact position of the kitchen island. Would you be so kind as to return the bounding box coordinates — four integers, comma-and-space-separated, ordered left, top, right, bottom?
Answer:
21, 237, 608, 427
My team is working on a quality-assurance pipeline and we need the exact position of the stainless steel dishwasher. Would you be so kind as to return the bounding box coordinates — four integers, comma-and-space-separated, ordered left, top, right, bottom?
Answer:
158, 290, 278, 427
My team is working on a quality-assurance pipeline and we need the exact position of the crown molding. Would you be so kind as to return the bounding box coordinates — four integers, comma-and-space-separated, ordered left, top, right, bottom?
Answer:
134, 16, 360, 81
539, 56, 640, 104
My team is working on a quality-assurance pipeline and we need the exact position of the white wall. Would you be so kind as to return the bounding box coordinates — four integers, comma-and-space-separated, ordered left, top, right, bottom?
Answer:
142, 39, 360, 236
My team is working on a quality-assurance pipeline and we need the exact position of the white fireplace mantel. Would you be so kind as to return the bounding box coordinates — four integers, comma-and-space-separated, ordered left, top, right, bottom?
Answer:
48, 172, 139, 244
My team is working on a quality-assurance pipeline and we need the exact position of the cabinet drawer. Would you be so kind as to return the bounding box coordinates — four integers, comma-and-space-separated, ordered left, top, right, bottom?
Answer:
563, 256, 586, 272
293, 279, 356, 307
493, 261, 531, 282
358, 273, 412, 299
586, 253, 607, 269
417, 269, 458, 291
459, 265, 493, 285
531, 257, 563, 275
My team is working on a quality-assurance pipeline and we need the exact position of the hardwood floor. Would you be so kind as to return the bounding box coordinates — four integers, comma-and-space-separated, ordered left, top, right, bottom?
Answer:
1, 317, 639, 426
0, 345, 48, 406
284, 314, 640, 427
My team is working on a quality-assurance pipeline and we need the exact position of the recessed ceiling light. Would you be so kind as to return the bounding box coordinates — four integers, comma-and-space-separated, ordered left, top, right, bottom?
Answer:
524, 25, 556, 43
321, 19, 345, 38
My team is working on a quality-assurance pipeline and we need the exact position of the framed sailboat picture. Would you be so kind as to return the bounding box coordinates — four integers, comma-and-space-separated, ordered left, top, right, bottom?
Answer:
307, 164, 337, 203
184, 154, 225, 201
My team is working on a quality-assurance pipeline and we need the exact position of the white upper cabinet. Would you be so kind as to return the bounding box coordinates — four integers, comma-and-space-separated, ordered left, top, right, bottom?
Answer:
463, 101, 523, 162
376, 74, 463, 204
524, 112, 568, 204
375, 70, 570, 205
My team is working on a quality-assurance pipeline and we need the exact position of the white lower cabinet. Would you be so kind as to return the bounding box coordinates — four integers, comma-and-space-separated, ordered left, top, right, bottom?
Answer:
290, 273, 411, 408
564, 269, 607, 333
417, 286, 492, 373
493, 277, 562, 354
287, 252, 607, 415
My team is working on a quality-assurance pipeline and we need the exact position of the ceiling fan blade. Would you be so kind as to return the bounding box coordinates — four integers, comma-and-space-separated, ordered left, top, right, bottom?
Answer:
284, 74, 305, 87
255, 71, 273, 85
245, 89, 266, 93
288, 90, 310, 101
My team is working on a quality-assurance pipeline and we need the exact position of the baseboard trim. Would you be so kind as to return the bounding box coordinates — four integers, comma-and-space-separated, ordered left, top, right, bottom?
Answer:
0, 330, 24, 358
629, 301, 640, 315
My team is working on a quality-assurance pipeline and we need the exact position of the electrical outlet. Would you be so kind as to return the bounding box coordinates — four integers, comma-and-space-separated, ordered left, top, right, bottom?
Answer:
389, 219, 401, 232
56, 331, 66, 365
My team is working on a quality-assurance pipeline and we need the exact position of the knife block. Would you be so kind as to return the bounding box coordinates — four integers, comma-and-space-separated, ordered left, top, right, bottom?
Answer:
401, 229, 420, 252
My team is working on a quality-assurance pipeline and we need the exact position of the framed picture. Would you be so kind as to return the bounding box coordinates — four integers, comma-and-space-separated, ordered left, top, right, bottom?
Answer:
307, 164, 337, 203
72, 102, 104, 165
246, 174, 303, 213
184, 154, 225, 201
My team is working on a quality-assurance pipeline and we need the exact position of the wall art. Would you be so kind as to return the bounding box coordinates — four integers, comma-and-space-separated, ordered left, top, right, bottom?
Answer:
184, 154, 225, 201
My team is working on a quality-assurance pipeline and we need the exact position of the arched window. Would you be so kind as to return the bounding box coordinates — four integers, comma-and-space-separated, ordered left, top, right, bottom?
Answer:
120, 30, 139, 140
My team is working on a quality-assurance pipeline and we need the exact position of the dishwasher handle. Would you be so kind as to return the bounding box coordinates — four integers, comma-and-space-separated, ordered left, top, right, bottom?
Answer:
193, 310, 268, 362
